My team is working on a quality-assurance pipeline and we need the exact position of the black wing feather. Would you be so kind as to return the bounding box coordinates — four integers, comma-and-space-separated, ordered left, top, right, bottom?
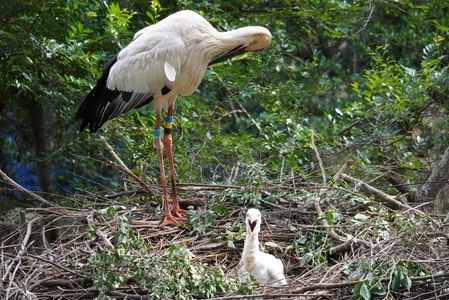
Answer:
75, 55, 153, 132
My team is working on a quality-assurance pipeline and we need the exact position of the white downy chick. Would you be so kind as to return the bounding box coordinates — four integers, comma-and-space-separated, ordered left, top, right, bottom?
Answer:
238, 208, 287, 287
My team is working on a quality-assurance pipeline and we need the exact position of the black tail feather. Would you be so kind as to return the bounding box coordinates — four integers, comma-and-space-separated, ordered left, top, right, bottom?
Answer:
75, 55, 118, 133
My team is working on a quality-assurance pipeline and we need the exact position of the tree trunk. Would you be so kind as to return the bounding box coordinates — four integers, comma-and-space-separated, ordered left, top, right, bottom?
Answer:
415, 145, 449, 203
27, 98, 52, 195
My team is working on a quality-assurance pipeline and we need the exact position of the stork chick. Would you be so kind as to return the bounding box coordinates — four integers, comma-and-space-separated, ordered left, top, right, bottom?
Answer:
238, 208, 287, 287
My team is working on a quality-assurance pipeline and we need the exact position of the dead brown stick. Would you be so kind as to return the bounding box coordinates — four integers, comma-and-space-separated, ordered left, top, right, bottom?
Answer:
310, 130, 327, 186
0, 169, 54, 207
314, 196, 347, 243
95, 151, 156, 201
99, 136, 131, 173
340, 173, 439, 226
425, 231, 449, 240
310, 135, 371, 253
3, 217, 38, 299
332, 161, 350, 181
28, 253, 88, 279
235, 99, 270, 140
86, 211, 113, 249
209, 293, 329, 299
177, 182, 242, 189
212, 271, 449, 299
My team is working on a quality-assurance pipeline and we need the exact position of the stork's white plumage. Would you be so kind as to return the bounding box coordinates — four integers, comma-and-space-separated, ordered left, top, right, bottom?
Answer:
238, 208, 287, 287
75, 10, 271, 226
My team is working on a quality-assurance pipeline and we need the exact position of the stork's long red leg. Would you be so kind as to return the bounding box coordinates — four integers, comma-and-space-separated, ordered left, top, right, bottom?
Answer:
155, 112, 179, 226
164, 105, 188, 218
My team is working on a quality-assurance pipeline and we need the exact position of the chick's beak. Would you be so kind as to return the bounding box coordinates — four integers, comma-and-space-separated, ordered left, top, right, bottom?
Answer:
247, 219, 258, 235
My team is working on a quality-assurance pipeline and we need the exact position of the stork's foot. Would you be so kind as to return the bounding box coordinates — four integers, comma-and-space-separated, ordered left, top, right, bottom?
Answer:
171, 207, 188, 218
160, 213, 181, 227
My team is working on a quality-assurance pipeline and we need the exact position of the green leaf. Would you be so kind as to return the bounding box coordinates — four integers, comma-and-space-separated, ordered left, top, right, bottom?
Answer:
325, 210, 334, 224
354, 213, 370, 221
403, 274, 412, 291
359, 283, 371, 300
391, 272, 400, 291
300, 253, 313, 266
107, 206, 116, 218
226, 240, 235, 250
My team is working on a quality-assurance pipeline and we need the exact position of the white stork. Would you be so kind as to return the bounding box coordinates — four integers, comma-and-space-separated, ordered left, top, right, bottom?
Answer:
238, 208, 287, 287
75, 10, 272, 226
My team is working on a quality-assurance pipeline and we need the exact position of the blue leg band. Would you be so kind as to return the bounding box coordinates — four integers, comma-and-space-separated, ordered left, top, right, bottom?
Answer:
154, 128, 162, 138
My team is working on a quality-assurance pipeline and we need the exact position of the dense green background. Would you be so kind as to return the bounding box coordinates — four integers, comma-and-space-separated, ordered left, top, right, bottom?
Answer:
1, 0, 448, 204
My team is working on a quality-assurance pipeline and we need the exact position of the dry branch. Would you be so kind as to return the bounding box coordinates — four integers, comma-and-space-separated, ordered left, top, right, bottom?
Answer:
86, 211, 113, 249
340, 173, 439, 226
384, 170, 415, 200
2, 218, 37, 282
2, 176, 449, 299
416, 145, 449, 203
0, 169, 54, 207
310, 130, 326, 186
310, 134, 370, 254
99, 135, 132, 173
95, 150, 156, 200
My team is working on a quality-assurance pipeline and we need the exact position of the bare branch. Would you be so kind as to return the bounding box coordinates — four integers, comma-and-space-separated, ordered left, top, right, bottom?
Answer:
416, 145, 449, 203
99, 135, 132, 174
86, 211, 113, 249
0, 169, 54, 207
310, 130, 326, 186
340, 173, 439, 226
95, 151, 156, 201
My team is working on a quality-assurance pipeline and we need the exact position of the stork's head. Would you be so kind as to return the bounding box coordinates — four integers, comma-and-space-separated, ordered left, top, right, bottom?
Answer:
244, 26, 272, 52
245, 208, 262, 236
209, 26, 272, 65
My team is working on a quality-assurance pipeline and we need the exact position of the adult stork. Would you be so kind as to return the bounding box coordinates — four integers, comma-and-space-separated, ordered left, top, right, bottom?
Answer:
75, 10, 272, 226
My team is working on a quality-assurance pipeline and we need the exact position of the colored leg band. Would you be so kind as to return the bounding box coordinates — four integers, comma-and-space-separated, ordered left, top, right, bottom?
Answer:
164, 116, 174, 130
154, 128, 162, 138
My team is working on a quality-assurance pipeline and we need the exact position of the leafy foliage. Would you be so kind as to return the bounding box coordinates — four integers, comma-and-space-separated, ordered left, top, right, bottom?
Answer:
86, 207, 247, 299
2, 0, 449, 298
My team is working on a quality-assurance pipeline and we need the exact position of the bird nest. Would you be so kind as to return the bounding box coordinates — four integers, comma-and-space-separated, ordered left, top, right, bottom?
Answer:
1, 173, 449, 300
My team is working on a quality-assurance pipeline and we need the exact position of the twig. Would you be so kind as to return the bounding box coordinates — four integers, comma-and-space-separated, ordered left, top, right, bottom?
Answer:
353, 1, 374, 35
28, 254, 89, 280
340, 173, 439, 226
310, 134, 371, 254
208, 293, 329, 299
95, 150, 156, 201
235, 99, 269, 140
333, 161, 350, 181
3, 217, 38, 299
0, 169, 54, 207
310, 130, 326, 186
177, 182, 242, 189
99, 136, 131, 173
86, 211, 114, 249
314, 196, 347, 244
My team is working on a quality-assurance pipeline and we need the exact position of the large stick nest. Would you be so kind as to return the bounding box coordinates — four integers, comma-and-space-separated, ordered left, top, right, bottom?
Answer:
1, 174, 449, 300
